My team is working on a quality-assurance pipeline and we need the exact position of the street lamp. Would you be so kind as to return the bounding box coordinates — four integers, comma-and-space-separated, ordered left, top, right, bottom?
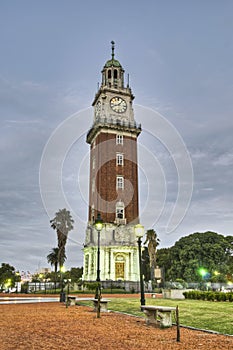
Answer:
94, 213, 103, 317
65, 279, 71, 308
135, 224, 145, 306
60, 265, 66, 302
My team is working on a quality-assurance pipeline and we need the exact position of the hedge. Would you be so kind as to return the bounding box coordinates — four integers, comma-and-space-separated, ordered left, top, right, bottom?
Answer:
183, 290, 233, 301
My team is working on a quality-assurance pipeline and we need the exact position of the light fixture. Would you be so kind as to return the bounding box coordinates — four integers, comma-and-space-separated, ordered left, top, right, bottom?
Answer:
134, 223, 145, 306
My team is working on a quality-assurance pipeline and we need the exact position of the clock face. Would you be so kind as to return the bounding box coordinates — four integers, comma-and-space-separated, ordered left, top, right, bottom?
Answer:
110, 97, 127, 113
96, 101, 101, 116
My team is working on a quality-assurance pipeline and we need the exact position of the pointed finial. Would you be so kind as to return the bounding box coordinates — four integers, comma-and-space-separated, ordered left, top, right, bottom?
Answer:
111, 40, 115, 59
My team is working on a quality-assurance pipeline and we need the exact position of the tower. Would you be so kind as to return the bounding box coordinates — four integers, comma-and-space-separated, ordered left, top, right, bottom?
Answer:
83, 42, 142, 290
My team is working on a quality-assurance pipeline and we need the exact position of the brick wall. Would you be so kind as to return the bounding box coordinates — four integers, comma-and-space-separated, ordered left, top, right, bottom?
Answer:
88, 131, 139, 224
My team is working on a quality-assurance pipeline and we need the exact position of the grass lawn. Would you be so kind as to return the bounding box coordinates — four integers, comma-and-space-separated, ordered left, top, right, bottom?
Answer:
78, 297, 233, 335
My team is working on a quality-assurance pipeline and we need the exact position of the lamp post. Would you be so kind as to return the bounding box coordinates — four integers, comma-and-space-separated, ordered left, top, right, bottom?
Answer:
135, 224, 145, 306
94, 213, 103, 317
59, 265, 66, 302
65, 278, 71, 308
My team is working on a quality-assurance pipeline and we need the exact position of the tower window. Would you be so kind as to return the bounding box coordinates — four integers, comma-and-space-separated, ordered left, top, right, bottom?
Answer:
116, 153, 124, 166
116, 201, 125, 219
116, 176, 124, 190
108, 70, 111, 79
114, 69, 118, 79
116, 134, 123, 145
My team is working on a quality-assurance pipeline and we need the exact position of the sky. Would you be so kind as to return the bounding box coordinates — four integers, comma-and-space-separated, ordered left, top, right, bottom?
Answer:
0, 1, 233, 274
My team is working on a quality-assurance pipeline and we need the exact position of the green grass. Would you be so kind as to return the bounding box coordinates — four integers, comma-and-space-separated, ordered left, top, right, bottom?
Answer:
78, 297, 233, 335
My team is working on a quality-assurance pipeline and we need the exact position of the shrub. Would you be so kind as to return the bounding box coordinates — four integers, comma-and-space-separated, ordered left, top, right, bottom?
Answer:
206, 292, 215, 301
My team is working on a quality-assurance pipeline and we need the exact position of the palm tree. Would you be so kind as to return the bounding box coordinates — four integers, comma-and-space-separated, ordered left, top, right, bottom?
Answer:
50, 208, 74, 269
47, 248, 59, 274
144, 229, 160, 280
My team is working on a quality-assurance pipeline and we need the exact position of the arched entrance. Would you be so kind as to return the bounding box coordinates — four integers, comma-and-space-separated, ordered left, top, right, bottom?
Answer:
115, 255, 125, 280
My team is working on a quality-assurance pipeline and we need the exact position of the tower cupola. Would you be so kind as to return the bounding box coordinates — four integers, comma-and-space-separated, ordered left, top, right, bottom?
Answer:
101, 41, 125, 89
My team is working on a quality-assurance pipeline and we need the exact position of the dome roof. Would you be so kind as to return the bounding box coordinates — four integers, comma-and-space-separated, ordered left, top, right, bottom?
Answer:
104, 58, 122, 68
104, 41, 122, 69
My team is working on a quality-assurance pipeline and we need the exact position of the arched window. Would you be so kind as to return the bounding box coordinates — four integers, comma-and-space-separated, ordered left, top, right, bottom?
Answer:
114, 69, 118, 79
108, 70, 111, 79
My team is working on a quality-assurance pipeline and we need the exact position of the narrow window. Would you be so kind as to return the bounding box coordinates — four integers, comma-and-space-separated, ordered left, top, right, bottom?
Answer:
116, 134, 123, 145
116, 153, 124, 166
116, 201, 125, 219
114, 69, 118, 79
116, 176, 124, 190
108, 70, 111, 79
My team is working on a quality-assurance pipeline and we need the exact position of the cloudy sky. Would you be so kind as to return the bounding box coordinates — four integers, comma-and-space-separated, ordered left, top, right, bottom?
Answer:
1, 1, 232, 273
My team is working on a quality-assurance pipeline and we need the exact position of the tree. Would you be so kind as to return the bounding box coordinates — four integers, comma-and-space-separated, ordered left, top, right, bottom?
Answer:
47, 248, 60, 274
70, 267, 83, 282
141, 247, 150, 282
0, 263, 21, 291
50, 208, 74, 268
144, 229, 160, 279
156, 247, 172, 281
157, 231, 232, 282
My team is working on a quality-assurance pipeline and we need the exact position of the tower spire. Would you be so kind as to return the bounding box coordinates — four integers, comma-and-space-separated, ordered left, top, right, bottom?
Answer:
111, 40, 115, 59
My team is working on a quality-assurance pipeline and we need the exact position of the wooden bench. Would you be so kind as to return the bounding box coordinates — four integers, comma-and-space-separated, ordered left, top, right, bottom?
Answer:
141, 305, 176, 328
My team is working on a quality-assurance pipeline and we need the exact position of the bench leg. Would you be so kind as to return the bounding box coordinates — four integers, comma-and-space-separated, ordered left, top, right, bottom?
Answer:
143, 310, 158, 325
68, 298, 76, 306
93, 301, 108, 312
158, 311, 172, 328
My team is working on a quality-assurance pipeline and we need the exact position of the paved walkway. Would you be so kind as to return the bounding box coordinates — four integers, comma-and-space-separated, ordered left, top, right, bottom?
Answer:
0, 296, 59, 304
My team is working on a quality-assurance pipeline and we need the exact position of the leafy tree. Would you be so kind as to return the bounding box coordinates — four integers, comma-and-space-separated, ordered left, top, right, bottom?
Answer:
156, 247, 172, 280
0, 263, 21, 291
70, 267, 83, 282
141, 247, 150, 282
157, 232, 232, 282
47, 247, 60, 274
50, 208, 74, 268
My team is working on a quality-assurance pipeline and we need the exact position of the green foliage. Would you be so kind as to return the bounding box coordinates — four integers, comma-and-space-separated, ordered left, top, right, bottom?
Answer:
69, 267, 83, 282
0, 263, 21, 291
47, 248, 60, 273
157, 231, 232, 282
50, 208, 74, 268
183, 290, 233, 302
141, 247, 150, 282
83, 282, 100, 291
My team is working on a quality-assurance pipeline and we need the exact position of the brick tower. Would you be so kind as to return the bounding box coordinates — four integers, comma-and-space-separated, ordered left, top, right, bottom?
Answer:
83, 42, 142, 290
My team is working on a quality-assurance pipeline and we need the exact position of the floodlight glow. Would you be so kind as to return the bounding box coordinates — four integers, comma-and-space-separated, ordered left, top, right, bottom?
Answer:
60, 266, 66, 273
198, 267, 208, 277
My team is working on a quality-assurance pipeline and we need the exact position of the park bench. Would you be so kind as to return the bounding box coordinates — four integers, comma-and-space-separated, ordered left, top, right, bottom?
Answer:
92, 298, 110, 312
67, 295, 76, 306
141, 305, 176, 328
67, 295, 110, 312
67, 296, 93, 306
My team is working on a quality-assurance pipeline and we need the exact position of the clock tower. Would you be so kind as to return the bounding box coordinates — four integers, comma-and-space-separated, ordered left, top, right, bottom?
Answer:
83, 42, 142, 290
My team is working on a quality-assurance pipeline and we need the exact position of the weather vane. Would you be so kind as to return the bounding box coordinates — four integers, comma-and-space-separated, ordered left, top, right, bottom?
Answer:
111, 40, 115, 59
